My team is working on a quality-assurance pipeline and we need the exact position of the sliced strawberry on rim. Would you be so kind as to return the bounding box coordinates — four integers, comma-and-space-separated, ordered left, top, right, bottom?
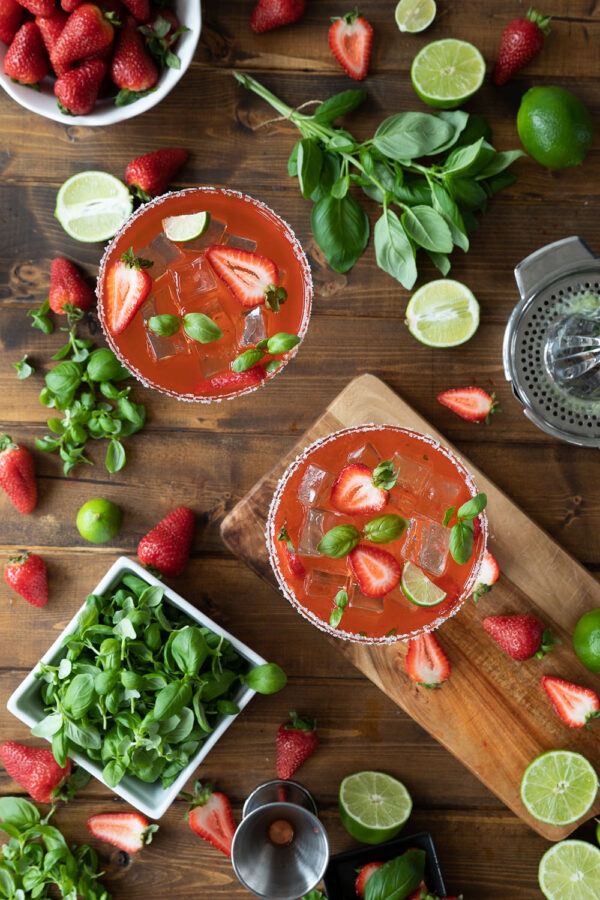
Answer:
541, 675, 600, 729
355, 862, 384, 899
437, 387, 499, 423
348, 545, 401, 598
193, 364, 266, 395
105, 247, 153, 335
328, 8, 373, 81
330, 463, 388, 515
278, 524, 307, 578
205, 245, 284, 309
473, 549, 499, 601
405, 633, 451, 688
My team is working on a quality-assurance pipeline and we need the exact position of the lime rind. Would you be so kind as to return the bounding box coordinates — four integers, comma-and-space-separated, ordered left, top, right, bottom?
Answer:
521, 750, 599, 826
401, 561, 447, 606
395, 0, 436, 33
339, 771, 412, 830
405, 278, 479, 347
539, 840, 600, 900
411, 39, 485, 108
163, 211, 210, 242
55, 171, 133, 243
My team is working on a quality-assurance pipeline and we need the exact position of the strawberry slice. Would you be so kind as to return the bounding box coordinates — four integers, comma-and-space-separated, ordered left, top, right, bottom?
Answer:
355, 862, 384, 899
405, 633, 450, 687
205, 245, 281, 309
328, 9, 373, 81
194, 364, 266, 395
348, 545, 401, 598
105, 247, 153, 335
278, 524, 307, 578
87, 812, 157, 854
437, 387, 499, 423
186, 782, 236, 856
473, 549, 499, 601
330, 463, 388, 515
541, 675, 600, 729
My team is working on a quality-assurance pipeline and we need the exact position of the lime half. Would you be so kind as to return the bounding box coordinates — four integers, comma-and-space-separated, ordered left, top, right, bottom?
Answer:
395, 0, 436, 33
520, 750, 598, 827
539, 840, 600, 900
339, 770, 412, 844
55, 171, 133, 243
163, 211, 210, 242
401, 561, 447, 606
411, 39, 485, 108
405, 279, 479, 347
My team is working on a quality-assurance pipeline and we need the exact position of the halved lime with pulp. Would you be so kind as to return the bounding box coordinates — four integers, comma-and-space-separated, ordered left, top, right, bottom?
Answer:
163, 211, 210, 242
339, 770, 412, 844
395, 0, 436, 33
401, 561, 447, 606
55, 171, 133, 243
405, 279, 479, 347
520, 750, 598, 826
411, 39, 485, 108
539, 840, 600, 900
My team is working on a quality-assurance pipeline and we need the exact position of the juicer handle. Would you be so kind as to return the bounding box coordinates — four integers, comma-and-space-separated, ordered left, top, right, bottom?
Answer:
514, 236, 597, 301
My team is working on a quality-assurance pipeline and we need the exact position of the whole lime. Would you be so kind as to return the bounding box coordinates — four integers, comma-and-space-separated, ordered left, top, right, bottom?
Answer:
76, 498, 122, 544
573, 608, 600, 673
517, 86, 594, 169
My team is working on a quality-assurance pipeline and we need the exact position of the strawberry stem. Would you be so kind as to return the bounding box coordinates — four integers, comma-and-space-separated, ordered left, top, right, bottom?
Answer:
526, 8, 551, 35
0, 433, 18, 453
285, 711, 316, 732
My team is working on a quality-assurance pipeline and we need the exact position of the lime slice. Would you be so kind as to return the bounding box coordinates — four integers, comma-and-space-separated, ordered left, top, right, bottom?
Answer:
395, 0, 436, 33
411, 38, 485, 109
520, 750, 598, 826
339, 770, 412, 844
405, 279, 479, 347
55, 171, 133, 243
163, 211, 210, 242
401, 561, 447, 606
539, 840, 600, 900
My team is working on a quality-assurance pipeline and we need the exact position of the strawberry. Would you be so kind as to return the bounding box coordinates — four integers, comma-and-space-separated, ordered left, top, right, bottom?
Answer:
493, 8, 550, 86
0, 741, 71, 802
278, 524, 306, 578
193, 364, 266, 396
52, 3, 114, 69
186, 782, 236, 856
4, 21, 49, 84
104, 247, 153, 335
110, 13, 157, 97
542, 675, 600, 729
205, 246, 281, 309
482, 615, 557, 661
4, 551, 48, 607
55, 57, 106, 113
36, 10, 70, 75
355, 862, 384, 899
250, 0, 305, 34
276, 712, 318, 780
348, 545, 401, 598
472, 549, 499, 601
121, 0, 149, 22
330, 463, 387, 515
87, 812, 157, 853
139, 7, 183, 68
17, 0, 56, 14
0, 0, 22, 46
437, 387, 499, 423
407, 883, 436, 900
137, 505, 194, 577
61, 0, 84, 10
49, 256, 94, 313
125, 147, 188, 201
405, 632, 450, 687
328, 9, 373, 81
0, 434, 37, 514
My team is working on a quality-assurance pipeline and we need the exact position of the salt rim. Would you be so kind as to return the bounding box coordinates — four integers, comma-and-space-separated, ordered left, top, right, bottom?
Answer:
96, 187, 313, 404
265, 423, 489, 645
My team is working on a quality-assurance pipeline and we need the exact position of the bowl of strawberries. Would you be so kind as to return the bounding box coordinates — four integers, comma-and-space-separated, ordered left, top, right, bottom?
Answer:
0, 1, 200, 126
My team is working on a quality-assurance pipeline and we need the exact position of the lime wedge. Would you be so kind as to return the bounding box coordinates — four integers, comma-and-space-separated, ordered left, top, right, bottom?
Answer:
405, 279, 479, 347
395, 0, 436, 33
339, 770, 412, 844
520, 750, 598, 826
401, 561, 447, 606
539, 840, 600, 900
411, 38, 485, 108
55, 171, 133, 243
163, 211, 210, 242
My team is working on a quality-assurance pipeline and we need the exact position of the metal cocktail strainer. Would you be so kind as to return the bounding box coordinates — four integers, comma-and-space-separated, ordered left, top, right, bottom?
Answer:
503, 235, 600, 447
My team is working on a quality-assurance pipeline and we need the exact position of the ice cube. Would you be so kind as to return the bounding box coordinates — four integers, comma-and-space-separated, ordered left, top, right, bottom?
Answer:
236, 306, 268, 348
392, 453, 430, 498
347, 442, 381, 470
224, 233, 258, 253
348, 582, 384, 613
304, 569, 348, 600
172, 256, 217, 309
181, 218, 227, 251
137, 233, 182, 280
142, 290, 190, 362
298, 507, 350, 557
404, 515, 450, 576
418, 478, 461, 520
297, 465, 335, 507
191, 296, 236, 378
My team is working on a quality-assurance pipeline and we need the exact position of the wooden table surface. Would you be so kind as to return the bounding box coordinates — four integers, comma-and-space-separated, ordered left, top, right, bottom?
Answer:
1, 2, 599, 897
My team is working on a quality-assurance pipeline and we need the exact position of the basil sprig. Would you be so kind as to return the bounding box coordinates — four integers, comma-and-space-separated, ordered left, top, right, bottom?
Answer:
232, 331, 301, 373
444, 492, 487, 565
13, 354, 34, 379
317, 513, 409, 558
329, 589, 348, 628
373, 459, 398, 490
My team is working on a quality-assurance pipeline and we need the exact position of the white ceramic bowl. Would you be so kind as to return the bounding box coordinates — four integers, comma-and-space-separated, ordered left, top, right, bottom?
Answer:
0, 1, 200, 126
7, 556, 267, 819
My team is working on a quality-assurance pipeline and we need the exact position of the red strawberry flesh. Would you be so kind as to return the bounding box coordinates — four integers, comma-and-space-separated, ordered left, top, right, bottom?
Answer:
205, 245, 280, 309
542, 675, 600, 728
328, 10, 373, 81
105, 250, 153, 335
330, 463, 387, 514
88, 812, 152, 853
276, 712, 318, 780
405, 632, 450, 687
437, 387, 496, 423
348, 545, 401, 598
250, 0, 305, 33
187, 784, 236, 856
355, 862, 384, 899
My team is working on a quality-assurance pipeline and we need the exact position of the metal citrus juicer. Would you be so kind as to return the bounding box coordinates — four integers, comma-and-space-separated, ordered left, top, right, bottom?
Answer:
503, 236, 600, 447
230, 780, 329, 900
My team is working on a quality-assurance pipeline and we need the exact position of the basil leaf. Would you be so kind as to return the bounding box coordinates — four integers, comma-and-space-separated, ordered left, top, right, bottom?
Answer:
442, 506, 456, 527
114, 616, 136, 640
245, 662, 287, 694
232, 348, 264, 372
427, 250, 451, 275
450, 522, 474, 565
31, 713, 64, 738
297, 138, 323, 199
52, 728, 69, 767
364, 514, 409, 544
0, 797, 40, 833
443, 138, 487, 175
106, 439, 126, 474
266, 332, 300, 354
361, 162, 395, 203
372, 111, 454, 160
453, 113, 492, 148
162, 707, 195, 742
484, 170, 517, 196
317, 524, 360, 558
393, 174, 431, 206
445, 176, 487, 211
118, 396, 146, 426
13, 354, 34, 379
402, 205, 453, 253
288, 140, 300, 176
171, 626, 209, 677
313, 89, 366, 123
429, 183, 469, 252
326, 130, 356, 152
457, 492, 487, 520
102, 758, 127, 788
94, 669, 120, 695
64, 717, 101, 750
63, 673, 95, 719
364, 849, 426, 900
374, 208, 417, 290
148, 314, 180, 337
45, 361, 82, 404
182, 313, 223, 343
373, 459, 398, 490
329, 607, 344, 628
475, 149, 525, 179
151, 679, 192, 721
310, 151, 341, 203
311, 194, 369, 274
86, 348, 130, 382
331, 174, 350, 199
28, 301, 54, 334
432, 109, 470, 152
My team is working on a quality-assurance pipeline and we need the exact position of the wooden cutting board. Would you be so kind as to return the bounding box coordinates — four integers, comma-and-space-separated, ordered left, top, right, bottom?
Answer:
220, 374, 600, 841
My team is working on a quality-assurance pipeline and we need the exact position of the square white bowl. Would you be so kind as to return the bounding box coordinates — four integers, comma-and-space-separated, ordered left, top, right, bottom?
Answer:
7, 556, 267, 819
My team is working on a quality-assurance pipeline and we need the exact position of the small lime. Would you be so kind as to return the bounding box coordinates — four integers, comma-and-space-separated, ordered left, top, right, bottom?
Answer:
338, 770, 412, 844
573, 608, 600, 674
76, 498, 122, 544
517, 86, 594, 169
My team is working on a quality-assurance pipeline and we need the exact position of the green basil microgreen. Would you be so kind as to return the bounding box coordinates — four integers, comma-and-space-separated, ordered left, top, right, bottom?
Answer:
13, 354, 34, 379
317, 524, 360, 558
232, 348, 264, 373
445, 492, 487, 564
182, 312, 223, 343
329, 589, 348, 628
28, 298, 54, 334
373, 459, 398, 490
148, 314, 180, 337
363, 514, 409, 544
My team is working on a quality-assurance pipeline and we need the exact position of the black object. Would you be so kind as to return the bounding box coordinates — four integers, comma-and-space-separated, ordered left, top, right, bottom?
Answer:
323, 831, 446, 899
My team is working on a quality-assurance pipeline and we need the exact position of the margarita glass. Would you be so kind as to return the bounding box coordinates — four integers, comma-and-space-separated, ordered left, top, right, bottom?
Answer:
267, 424, 487, 644
97, 187, 312, 402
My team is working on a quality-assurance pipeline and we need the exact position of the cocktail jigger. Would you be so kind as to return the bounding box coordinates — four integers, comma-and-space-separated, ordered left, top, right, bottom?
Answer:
242, 779, 318, 818
231, 782, 329, 900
